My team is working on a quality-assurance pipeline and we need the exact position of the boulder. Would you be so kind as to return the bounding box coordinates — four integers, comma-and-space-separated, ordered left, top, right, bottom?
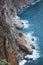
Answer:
30, 44, 35, 49
17, 44, 33, 55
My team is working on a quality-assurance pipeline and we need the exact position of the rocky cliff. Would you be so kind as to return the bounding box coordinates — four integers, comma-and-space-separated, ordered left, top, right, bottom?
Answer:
0, 0, 37, 65
5, 0, 37, 14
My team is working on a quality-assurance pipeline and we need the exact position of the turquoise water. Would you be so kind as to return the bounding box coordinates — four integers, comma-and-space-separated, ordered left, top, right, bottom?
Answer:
18, 1, 43, 65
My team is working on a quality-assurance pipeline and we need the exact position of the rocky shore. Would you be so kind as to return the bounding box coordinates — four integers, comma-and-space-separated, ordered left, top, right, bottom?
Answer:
0, 0, 40, 65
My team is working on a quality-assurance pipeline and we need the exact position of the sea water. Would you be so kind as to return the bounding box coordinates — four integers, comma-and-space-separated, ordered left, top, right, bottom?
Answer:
18, 1, 43, 65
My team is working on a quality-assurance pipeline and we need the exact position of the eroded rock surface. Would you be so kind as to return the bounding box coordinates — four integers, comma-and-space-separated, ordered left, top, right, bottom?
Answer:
0, 0, 36, 65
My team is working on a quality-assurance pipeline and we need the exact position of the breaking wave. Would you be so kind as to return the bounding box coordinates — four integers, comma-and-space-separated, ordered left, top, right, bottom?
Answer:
18, 19, 40, 65
14, 16, 30, 28
32, 0, 40, 5
21, 20, 30, 28
19, 32, 40, 65
8, 15, 40, 65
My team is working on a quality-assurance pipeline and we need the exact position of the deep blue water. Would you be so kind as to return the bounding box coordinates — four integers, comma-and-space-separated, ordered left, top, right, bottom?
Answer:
18, 1, 43, 65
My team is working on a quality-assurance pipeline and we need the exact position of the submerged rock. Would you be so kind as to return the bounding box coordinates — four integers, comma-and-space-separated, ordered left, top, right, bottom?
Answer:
31, 44, 35, 49
24, 57, 30, 61
24, 57, 33, 61
31, 38, 34, 41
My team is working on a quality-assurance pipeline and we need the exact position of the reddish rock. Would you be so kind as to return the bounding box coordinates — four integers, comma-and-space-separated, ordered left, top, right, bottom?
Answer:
8, 52, 18, 65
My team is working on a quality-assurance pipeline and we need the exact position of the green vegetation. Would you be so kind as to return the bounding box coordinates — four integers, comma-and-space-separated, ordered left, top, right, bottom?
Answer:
0, 59, 10, 65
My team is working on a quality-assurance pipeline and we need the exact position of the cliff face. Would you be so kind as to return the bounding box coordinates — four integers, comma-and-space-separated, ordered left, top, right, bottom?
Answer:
4, 0, 37, 26
9, 0, 36, 13
5, 0, 37, 14
0, 0, 19, 65
0, 0, 36, 65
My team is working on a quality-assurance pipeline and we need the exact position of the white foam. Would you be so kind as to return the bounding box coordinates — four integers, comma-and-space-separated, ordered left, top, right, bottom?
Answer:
19, 32, 40, 65
10, 15, 30, 28
25, 49, 40, 60
25, 32, 39, 48
15, 16, 20, 20
19, 60, 27, 65
19, 49, 40, 65
9, 15, 40, 65
26, 32, 38, 40
32, 0, 40, 5
21, 20, 30, 28
19, 45, 40, 65
21, 20, 29, 23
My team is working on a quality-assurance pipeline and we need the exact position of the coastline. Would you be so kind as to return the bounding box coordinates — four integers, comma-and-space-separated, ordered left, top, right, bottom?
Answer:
0, 0, 40, 65
17, 0, 40, 15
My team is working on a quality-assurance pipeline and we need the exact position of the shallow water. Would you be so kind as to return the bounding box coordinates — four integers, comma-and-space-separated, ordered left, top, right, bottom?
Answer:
18, 1, 43, 65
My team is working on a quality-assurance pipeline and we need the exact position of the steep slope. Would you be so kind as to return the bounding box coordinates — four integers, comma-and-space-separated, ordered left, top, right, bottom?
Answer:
0, 0, 37, 65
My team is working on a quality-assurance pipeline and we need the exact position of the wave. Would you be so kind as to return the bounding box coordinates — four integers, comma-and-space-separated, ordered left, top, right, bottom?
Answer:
19, 32, 40, 65
14, 16, 30, 28
32, 0, 40, 5
8, 15, 40, 65
15, 16, 40, 65
26, 32, 39, 43
20, 20, 30, 28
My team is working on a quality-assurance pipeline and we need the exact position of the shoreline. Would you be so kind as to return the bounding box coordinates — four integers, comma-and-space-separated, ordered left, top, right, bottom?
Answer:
0, 0, 40, 65
17, 0, 40, 15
